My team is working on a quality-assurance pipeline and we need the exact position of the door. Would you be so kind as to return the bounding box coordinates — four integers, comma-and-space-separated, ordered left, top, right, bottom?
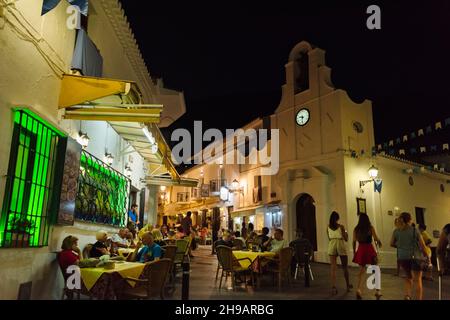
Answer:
415, 207, 425, 226
296, 194, 317, 251
139, 188, 145, 226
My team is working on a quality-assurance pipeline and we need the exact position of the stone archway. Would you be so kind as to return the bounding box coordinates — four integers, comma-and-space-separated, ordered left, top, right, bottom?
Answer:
296, 193, 317, 251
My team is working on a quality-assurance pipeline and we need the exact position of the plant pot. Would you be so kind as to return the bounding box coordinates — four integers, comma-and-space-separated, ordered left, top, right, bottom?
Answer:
8, 233, 30, 248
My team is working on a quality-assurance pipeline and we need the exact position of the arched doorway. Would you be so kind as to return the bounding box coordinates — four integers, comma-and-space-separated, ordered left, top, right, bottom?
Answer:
296, 194, 317, 251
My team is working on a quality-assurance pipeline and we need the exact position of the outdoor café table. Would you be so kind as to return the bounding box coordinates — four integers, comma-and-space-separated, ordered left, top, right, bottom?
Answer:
117, 248, 135, 258
232, 250, 276, 272
80, 262, 145, 299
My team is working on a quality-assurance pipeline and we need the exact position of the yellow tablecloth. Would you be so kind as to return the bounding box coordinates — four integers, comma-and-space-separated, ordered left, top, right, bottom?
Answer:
232, 250, 276, 269
80, 262, 145, 291
117, 248, 135, 257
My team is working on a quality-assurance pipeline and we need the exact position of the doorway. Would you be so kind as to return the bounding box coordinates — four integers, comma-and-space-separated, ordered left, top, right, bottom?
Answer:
296, 193, 317, 251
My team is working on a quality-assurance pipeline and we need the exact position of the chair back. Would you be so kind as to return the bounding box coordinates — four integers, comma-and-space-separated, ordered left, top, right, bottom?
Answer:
278, 247, 294, 272
82, 244, 93, 259
141, 258, 172, 298
216, 245, 234, 271
161, 245, 177, 263
232, 238, 244, 250
174, 239, 189, 263
292, 242, 311, 264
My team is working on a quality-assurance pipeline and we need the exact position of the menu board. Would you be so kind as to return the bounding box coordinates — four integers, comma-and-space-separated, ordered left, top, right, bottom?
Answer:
57, 138, 82, 225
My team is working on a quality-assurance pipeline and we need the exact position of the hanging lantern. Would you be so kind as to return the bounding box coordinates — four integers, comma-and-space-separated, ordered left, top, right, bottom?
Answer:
76, 131, 90, 149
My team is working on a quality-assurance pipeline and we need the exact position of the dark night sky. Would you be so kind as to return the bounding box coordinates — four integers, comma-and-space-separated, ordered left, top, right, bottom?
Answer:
118, 1, 450, 147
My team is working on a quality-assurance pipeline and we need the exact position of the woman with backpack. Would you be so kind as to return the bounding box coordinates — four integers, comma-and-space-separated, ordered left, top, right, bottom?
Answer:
352, 213, 382, 300
390, 212, 430, 300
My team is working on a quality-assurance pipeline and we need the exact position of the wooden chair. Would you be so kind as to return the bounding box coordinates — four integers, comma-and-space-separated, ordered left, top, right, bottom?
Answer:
216, 245, 252, 290
82, 244, 93, 259
267, 247, 294, 290
120, 258, 172, 300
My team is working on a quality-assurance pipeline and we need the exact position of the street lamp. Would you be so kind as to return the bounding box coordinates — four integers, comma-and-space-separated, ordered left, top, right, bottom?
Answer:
230, 179, 243, 193
360, 165, 379, 188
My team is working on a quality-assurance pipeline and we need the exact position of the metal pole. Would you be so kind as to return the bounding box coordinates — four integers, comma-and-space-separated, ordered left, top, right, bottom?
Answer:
304, 252, 310, 287
182, 257, 190, 300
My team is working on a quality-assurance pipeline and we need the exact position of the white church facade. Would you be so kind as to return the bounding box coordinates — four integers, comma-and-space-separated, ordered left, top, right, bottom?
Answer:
164, 41, 450, 268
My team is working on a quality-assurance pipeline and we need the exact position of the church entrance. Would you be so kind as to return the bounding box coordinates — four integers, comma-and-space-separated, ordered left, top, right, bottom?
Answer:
296, 193, 317, 251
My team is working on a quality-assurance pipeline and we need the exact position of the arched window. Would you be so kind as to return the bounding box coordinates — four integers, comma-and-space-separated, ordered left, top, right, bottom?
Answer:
294, 51, 309, 94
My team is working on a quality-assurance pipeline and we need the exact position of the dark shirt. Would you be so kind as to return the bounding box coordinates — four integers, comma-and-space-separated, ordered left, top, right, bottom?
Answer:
90, 241, 108, 258
258, 235, 270, 251
215, 239, 233, 248
182, 217, 192, 235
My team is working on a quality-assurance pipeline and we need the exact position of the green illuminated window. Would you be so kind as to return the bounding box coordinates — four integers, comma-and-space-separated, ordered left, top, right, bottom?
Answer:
75, 151, 129, 227
0, 109, 66, 248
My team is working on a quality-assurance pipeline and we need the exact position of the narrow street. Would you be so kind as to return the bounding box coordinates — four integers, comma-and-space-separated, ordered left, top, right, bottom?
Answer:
173, 246, 450, 300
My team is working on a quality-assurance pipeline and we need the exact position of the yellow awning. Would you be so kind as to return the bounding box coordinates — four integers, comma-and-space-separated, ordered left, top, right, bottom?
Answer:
58, 74, 163, 122
230, 205, 264, 218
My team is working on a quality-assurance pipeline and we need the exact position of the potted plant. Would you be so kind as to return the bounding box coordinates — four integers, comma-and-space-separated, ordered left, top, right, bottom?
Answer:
8, 216, 35, 248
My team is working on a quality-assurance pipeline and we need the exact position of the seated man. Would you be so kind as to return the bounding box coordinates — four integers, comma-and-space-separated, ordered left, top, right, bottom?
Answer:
111, 228, 133, 248
215, 232, 234, 248
265, 228, 288, 253
257, 227, 270, 251
90, 230, 110, 258
233, 231, 247, 249
131, 232, 162, 263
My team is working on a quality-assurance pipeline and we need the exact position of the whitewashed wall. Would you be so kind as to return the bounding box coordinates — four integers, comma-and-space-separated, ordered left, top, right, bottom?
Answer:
0, 0, 152, 299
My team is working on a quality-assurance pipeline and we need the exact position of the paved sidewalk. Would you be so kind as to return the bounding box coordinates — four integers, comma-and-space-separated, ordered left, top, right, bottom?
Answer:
175, 245, 449, 300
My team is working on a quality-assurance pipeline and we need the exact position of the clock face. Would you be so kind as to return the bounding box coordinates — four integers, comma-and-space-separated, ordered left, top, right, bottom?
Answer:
296, 108, 310, 126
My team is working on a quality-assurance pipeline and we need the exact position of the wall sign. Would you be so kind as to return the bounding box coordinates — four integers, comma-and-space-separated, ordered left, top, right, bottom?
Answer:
357, 198, 367, 215
57, 137, 82, 225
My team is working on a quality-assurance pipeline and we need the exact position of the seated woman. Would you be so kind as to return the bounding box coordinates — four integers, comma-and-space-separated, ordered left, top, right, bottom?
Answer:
58, 236, 81, 275
90, 230, 110, 258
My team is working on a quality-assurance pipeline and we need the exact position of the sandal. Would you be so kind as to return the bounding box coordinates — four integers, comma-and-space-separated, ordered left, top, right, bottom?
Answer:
375, 292, 382, 300
331, 286, 338, 295
356, 290, 362, 300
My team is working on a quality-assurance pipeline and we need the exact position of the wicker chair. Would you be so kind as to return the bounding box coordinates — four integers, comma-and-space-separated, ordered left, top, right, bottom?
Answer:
214, 240, 223, 280
161, 245, 177, 284
120, 258, 172, 300
267, 247, 294, 290
174, 239, 190, 271
216, 245, 252, 290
